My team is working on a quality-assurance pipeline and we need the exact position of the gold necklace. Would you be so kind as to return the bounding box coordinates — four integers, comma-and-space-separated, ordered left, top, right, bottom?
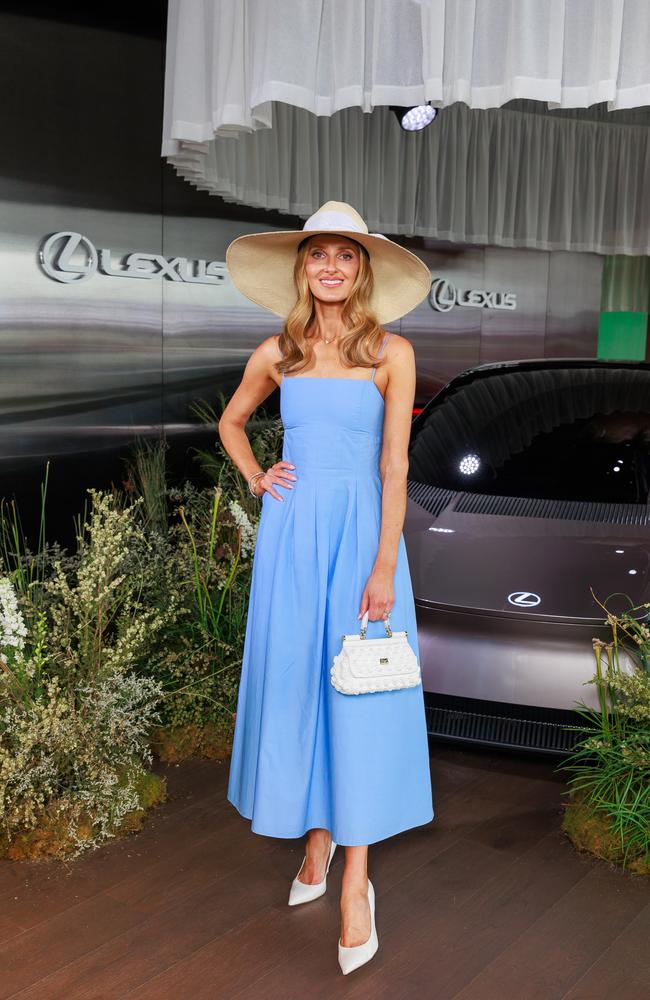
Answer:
311, 329, 338, 345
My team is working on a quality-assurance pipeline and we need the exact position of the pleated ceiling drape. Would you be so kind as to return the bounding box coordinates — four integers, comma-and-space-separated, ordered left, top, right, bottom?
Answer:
166, 101, 650, 255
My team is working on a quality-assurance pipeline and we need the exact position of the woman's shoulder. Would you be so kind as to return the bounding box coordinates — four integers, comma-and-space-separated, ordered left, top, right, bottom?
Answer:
255, 333, 284, 362
254, 334, 285, 387
380, 330, 414, 364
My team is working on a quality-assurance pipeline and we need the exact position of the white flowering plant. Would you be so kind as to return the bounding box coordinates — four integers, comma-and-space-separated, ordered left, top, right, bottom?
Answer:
0, 489, 173, 857
0, 576, 28, 657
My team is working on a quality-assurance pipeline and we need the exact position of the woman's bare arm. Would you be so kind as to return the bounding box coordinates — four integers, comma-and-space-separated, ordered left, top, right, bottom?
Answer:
375, 334, 416, 572
218, 335, 296, 501
358, 333, 415, 619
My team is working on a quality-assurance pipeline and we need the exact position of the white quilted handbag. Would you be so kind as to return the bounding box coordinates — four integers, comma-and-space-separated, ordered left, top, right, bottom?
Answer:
330, 609, 421, 695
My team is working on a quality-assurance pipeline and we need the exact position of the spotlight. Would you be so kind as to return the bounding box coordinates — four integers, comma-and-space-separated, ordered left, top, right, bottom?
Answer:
390, 104, 438, 132
459, 453, 480, 475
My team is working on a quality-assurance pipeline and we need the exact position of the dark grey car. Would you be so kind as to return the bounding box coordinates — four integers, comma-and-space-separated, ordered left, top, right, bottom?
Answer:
404, 359, 650, 754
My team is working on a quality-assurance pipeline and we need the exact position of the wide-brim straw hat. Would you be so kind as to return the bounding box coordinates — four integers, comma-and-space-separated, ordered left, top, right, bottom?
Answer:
225, 200, 432, 325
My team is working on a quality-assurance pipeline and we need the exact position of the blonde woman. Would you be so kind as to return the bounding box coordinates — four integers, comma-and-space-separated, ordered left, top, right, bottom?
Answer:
219, 201, 434, 975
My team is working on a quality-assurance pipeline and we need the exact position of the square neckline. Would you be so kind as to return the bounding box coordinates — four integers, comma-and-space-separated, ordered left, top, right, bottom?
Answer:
281, 375, 385, 403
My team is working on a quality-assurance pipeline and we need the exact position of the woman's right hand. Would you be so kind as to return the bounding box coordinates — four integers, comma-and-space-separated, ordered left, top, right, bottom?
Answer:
254, 460, 297, 501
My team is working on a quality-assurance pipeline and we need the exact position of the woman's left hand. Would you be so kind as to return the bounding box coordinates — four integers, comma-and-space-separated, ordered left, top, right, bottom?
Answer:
358, 565, 394, 621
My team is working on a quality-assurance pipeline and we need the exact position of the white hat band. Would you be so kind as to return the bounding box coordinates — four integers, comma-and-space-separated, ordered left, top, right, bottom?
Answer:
303, 210, 367, 234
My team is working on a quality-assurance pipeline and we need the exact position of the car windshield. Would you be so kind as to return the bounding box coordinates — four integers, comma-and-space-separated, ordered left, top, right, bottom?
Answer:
408, 365, 650, 504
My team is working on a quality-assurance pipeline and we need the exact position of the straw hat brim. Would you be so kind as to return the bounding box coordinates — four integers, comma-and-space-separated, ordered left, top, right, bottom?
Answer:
225, 228, 432, 325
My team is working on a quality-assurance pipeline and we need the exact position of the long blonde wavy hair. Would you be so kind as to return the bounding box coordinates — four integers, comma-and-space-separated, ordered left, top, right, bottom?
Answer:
276, 235, 387, 377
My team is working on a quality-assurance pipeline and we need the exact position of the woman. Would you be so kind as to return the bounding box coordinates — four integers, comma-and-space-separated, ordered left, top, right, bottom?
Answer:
219, 201, 435, 975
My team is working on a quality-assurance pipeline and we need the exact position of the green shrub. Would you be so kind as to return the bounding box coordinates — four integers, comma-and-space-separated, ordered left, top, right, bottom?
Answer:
559, 592, 650, 872
0, 402, 283, 855
140, 479, 255, 737
120, 418, 282, 751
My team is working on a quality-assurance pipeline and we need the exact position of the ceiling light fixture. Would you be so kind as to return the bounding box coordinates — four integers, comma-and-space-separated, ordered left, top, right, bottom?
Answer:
390, 103, 438, 131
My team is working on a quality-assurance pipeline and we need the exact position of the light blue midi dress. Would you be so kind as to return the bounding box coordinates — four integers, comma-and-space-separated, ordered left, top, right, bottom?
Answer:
227, 332, 434, 846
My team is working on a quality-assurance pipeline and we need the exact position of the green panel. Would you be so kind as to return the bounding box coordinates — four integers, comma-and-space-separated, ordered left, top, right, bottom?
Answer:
601, 256, 650, 313
597, 311, 647, 361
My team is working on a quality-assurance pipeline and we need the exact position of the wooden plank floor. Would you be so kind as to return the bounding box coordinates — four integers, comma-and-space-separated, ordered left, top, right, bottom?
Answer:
1, 743, 649, 999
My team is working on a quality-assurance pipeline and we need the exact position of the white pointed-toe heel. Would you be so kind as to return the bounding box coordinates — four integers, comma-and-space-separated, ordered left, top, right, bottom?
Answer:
338, 878, 379, 975
288, 837, 337, 906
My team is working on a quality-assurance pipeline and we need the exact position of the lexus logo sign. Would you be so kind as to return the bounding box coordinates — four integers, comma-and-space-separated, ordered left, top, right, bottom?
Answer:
507, 591, 541, 608
429, 278, 517, 312
40, 232, 98, 283
39, 231, 227, 286
429, 278, 457, 312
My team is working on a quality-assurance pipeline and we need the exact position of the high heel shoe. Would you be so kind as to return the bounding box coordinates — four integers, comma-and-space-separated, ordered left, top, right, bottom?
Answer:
288, 837, 337, 906
338, 878, 378, 975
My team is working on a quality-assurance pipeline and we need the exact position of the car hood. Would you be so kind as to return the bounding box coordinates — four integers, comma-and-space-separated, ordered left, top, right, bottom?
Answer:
404, 497, 650, 623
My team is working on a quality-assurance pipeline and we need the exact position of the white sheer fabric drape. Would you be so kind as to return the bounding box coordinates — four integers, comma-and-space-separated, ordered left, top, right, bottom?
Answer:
166, 101, 650, 255
163, 0, 650, 155
162, 0, 650, 253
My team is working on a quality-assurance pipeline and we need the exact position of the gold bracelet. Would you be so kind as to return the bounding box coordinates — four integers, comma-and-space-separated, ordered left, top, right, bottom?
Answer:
248, 470, 265, 499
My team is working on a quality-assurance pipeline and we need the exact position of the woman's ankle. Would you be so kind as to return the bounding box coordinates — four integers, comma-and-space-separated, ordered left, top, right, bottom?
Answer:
340, 873, 368, 896
306, 828, 331, 850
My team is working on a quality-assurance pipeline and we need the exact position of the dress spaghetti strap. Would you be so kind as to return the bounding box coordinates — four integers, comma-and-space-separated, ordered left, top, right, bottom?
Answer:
371, 331, 392, 382
278, 335, 285, 382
